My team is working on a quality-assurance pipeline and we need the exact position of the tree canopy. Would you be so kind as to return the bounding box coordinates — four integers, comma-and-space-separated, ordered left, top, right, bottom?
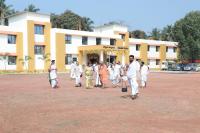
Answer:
24, 4, 40, 12
171, 11, 200, 62
51, 10, 94, 31
129, 30, 147, 39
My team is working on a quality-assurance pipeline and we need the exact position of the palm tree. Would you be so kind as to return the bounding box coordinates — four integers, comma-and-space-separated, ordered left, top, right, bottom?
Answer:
150, 28, 161, 40
81, 17, 94, 31
0, 0, 13, 25
24, 4, 40, 12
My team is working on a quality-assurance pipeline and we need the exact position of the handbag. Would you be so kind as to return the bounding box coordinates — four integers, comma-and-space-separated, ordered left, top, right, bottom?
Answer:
121, 79, 128, 92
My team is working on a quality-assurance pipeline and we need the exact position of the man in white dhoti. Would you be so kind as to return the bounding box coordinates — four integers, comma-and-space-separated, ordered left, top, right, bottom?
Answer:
113, 61, 121, 86
140, 61, 149, 88
74, 62, 83, 87
108, 64, 115, 85
94, 63, 101, 87
127, 55, 139, 100
49, 60, 58, 88
70, 61, 76, 79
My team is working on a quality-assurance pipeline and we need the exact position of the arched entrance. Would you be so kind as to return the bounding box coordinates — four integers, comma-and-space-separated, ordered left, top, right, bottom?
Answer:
87, 53, 99, 64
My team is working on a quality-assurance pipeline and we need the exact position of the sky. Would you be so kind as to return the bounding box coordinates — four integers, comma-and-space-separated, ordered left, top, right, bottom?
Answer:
6, 0, 200, 33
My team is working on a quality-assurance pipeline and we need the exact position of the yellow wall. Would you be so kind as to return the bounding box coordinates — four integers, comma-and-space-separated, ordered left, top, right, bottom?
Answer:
160, 45, 166, 64
56, 33, 66, 72
114, 32, 130, 63
140, 43, 148, 64
16, 32, 23, 71
78, 51, 83, 64
44, 22, 51, 71
27, 20, 35, 72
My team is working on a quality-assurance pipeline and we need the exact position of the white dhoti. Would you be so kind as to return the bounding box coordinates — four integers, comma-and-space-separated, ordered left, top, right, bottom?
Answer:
141, 74, 147, 87
51, 79, 57, 88
70, 69, 75, 79
95, 74, 101, 85
128, 77, 138, 96
75, 76, 81, 85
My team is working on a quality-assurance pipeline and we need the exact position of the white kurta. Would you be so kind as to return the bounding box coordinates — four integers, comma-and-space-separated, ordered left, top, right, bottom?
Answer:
49, 64, 57, 88
113, 64, 121, 84
70, 63, 76, 79
94, 65, 101, 85
127, 61, 139, 96
141, 65, 149, 87
74, 65, 83, 85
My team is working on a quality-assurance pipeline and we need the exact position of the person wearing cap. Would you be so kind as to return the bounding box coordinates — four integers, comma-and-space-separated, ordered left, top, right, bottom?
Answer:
48, 60, 58, 88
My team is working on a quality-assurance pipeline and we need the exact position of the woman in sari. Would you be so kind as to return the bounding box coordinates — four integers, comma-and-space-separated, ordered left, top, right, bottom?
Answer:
99, 62, 108, 88
85, 63, 93, 89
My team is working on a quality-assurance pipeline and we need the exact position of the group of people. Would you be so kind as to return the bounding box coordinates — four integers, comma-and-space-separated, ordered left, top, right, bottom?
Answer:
48, 55, 149, 100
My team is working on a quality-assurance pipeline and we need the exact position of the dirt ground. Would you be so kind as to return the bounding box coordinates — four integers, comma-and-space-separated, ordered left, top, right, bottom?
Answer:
0, 72, 200, 133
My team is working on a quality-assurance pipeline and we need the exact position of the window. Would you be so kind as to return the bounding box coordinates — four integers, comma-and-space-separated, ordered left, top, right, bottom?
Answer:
73, 57, 77, 62
8, 56, 16, 65
120, 34, 125, 40
96, 38, 101, 45
8, 35, 16, 44
173, 47, 177, 53
34, 46, 45, 55
148, 45, 150, 51
65, 35, 72, 44
65, 54, 72, 65
136, 44, 140, 51
110, 39, 116, 46
166, 47, 168, 52
156, 59, 160, 65
34, 25, 44, 35
82, 36, 88, 45
156, 46, 160, 52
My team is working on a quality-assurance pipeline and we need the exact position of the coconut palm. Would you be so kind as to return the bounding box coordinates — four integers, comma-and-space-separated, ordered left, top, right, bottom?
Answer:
24, 4, 40, 12
0, 0, 13, 25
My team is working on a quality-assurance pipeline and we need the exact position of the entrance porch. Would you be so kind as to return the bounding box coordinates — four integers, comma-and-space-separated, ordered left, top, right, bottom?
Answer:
78, 45, 129, 65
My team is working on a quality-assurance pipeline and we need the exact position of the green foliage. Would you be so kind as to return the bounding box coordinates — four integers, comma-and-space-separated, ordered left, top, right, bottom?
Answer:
24, 4, 40, 12
129, 30, 147, 39
150, 28, 161, 40
0, 0, 15, 25
51, 10, 94, 31
171, 11, 200, 62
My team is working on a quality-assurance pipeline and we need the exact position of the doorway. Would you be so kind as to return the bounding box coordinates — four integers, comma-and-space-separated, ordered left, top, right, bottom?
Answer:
87, 53, 99, 64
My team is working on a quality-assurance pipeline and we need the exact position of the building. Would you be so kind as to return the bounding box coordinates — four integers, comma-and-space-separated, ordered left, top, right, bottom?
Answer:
0, 12, 178, 72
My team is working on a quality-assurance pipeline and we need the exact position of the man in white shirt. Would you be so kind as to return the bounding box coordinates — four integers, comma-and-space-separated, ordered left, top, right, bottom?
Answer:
113, 61, 121, 86
127, 55, 139, 100
49, 60, 58, 88
70, 61, 76, 79
140, 61, 149, 88
94, 62, 101, 87
74, 62, 83, 87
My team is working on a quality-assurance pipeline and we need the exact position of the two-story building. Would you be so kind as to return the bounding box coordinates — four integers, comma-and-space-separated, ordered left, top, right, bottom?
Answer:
0, 12, 178, 72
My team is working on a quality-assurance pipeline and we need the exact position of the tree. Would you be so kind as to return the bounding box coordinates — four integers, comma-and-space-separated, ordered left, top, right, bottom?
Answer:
149, 28, 161, 40
171, 11, 200, 62
81, 17, 94, 31
51, 10, 94, 31
24, 4, 40, 12
0, 0, 14, 25
161, 25, 173, 41
129, 30, 147, 39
